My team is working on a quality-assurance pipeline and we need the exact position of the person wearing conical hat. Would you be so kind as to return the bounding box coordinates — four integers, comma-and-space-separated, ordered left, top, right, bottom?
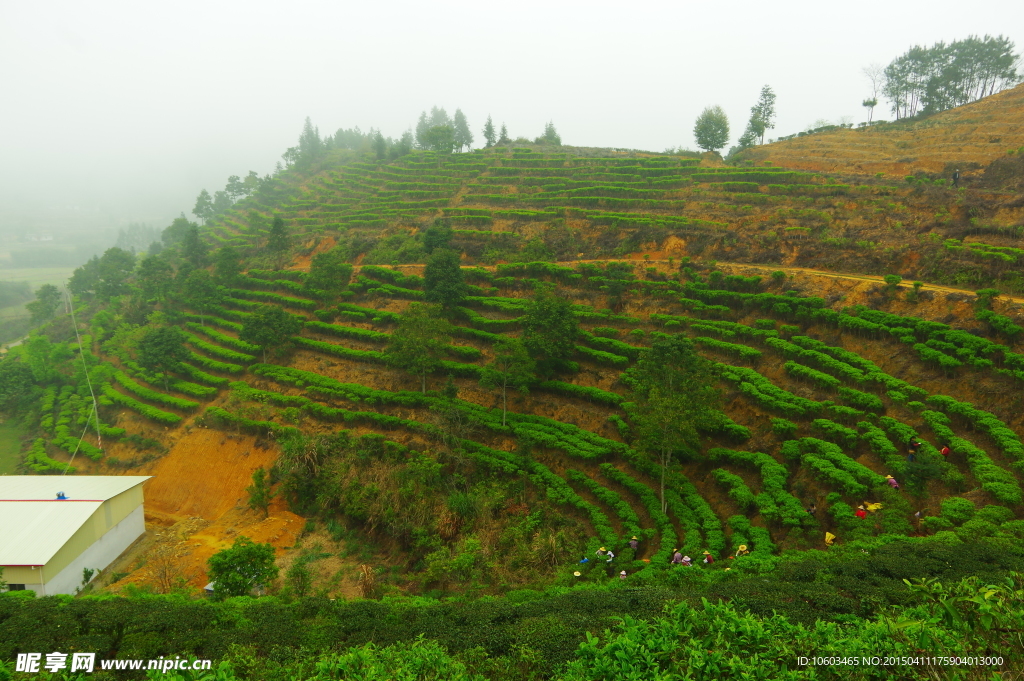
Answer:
628, 536, 639, 551
825, 532, 836, 546
573, 571, 581, 577
681, 555, 693, 566
671, 549, 683, 565
619, 570, 627, 580
885, 475, 900, 491
856, 505, 867, 519
596, 547, 608, 558
702, 550, 714, 564
734, 544, 749, 557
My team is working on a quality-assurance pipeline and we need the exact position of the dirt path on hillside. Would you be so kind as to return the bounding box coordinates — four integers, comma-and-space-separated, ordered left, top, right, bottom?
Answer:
354, 258, 1024, 308
712, 262, 1024, 306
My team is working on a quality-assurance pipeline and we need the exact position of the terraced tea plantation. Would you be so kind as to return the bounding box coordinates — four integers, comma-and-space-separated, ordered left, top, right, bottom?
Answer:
31, 179, 1024, 585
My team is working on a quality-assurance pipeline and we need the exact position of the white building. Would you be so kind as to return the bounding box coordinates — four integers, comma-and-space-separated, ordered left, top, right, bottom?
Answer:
0, 476, 150, 596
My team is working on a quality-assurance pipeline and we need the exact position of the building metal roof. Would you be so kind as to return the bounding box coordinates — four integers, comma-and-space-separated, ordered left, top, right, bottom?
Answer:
0, 476, 150, 567
0, 476, 150, 502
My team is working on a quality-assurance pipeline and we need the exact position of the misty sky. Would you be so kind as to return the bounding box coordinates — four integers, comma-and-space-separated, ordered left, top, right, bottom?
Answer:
1, 0, 1022, 235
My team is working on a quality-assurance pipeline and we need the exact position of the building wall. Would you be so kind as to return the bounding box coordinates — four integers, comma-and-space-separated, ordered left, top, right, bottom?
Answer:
1, 485, 146, 595
2, 565, 42, 588
44, 485, 144, 579
38, 504, 145, 596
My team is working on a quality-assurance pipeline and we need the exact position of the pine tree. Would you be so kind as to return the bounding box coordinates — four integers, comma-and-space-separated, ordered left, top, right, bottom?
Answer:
415, 112, 431, 149
497, 123, 510, 145
453, 109, 473, 151
267, 216, 289, 253
296, 117, 323, 170
536, 121, 561, 146
482, 115, 496, 147
370, 130, 386, 159
181, 225, 209, 267
192, 189, 214, 223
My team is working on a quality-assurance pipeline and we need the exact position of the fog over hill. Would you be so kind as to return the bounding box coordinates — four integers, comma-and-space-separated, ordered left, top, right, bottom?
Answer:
1, 0, 1021, 242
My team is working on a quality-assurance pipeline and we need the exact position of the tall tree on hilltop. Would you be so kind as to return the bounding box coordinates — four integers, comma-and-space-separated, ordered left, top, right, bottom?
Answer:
693, 105, 730, 153
482, 115, 496, 147
746, 85, 777, 145
422, 125, 456, 155
384, 303, 451, 393
622, 335, 722, 513
521, 284, 579, 378
416, 107, 453, 149
536, 121, 562, 146
862, 63, 884, 123
453, 109, 474, 152
297, 117, 324, 170
882, 36, 1020, 119
240, 305, 302, 363
423, 248, 467, 310
498, 123, 510, 145
372, 129, 387, 159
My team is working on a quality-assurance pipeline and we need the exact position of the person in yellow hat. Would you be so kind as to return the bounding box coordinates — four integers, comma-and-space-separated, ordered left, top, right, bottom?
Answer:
702, 550, 715, 565
628, 536, 639, 551
735, 544, 750, 557
825, 532, 836, 546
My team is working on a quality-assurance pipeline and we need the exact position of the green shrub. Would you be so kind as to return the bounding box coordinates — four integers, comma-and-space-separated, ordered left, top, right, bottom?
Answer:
771, 418, 797, 437
940, 497, 974, 525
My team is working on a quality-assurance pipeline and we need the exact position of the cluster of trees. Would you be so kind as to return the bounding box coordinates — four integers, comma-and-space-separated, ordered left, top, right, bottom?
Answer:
694, 86, 775, 155
481, 115, 509, 147
738, 85, 776, 147
879, 35, 1020, 119
414, 107, 474, 153
193, 172, 270, 225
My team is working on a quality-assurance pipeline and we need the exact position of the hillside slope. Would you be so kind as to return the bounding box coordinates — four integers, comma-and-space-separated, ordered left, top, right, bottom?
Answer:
736, 83, 1024, 178
4, 93, 1024, 600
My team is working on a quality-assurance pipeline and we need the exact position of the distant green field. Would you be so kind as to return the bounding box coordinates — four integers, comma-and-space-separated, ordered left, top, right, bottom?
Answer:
0, 268, 75, 344
0, 267, 77, 290
0, 422, 25, 475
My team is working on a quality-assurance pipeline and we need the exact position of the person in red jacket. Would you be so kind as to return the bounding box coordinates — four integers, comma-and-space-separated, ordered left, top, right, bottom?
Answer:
702, 550, 714, 565
856, 505, 868, 519
940, 445, 951, 458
